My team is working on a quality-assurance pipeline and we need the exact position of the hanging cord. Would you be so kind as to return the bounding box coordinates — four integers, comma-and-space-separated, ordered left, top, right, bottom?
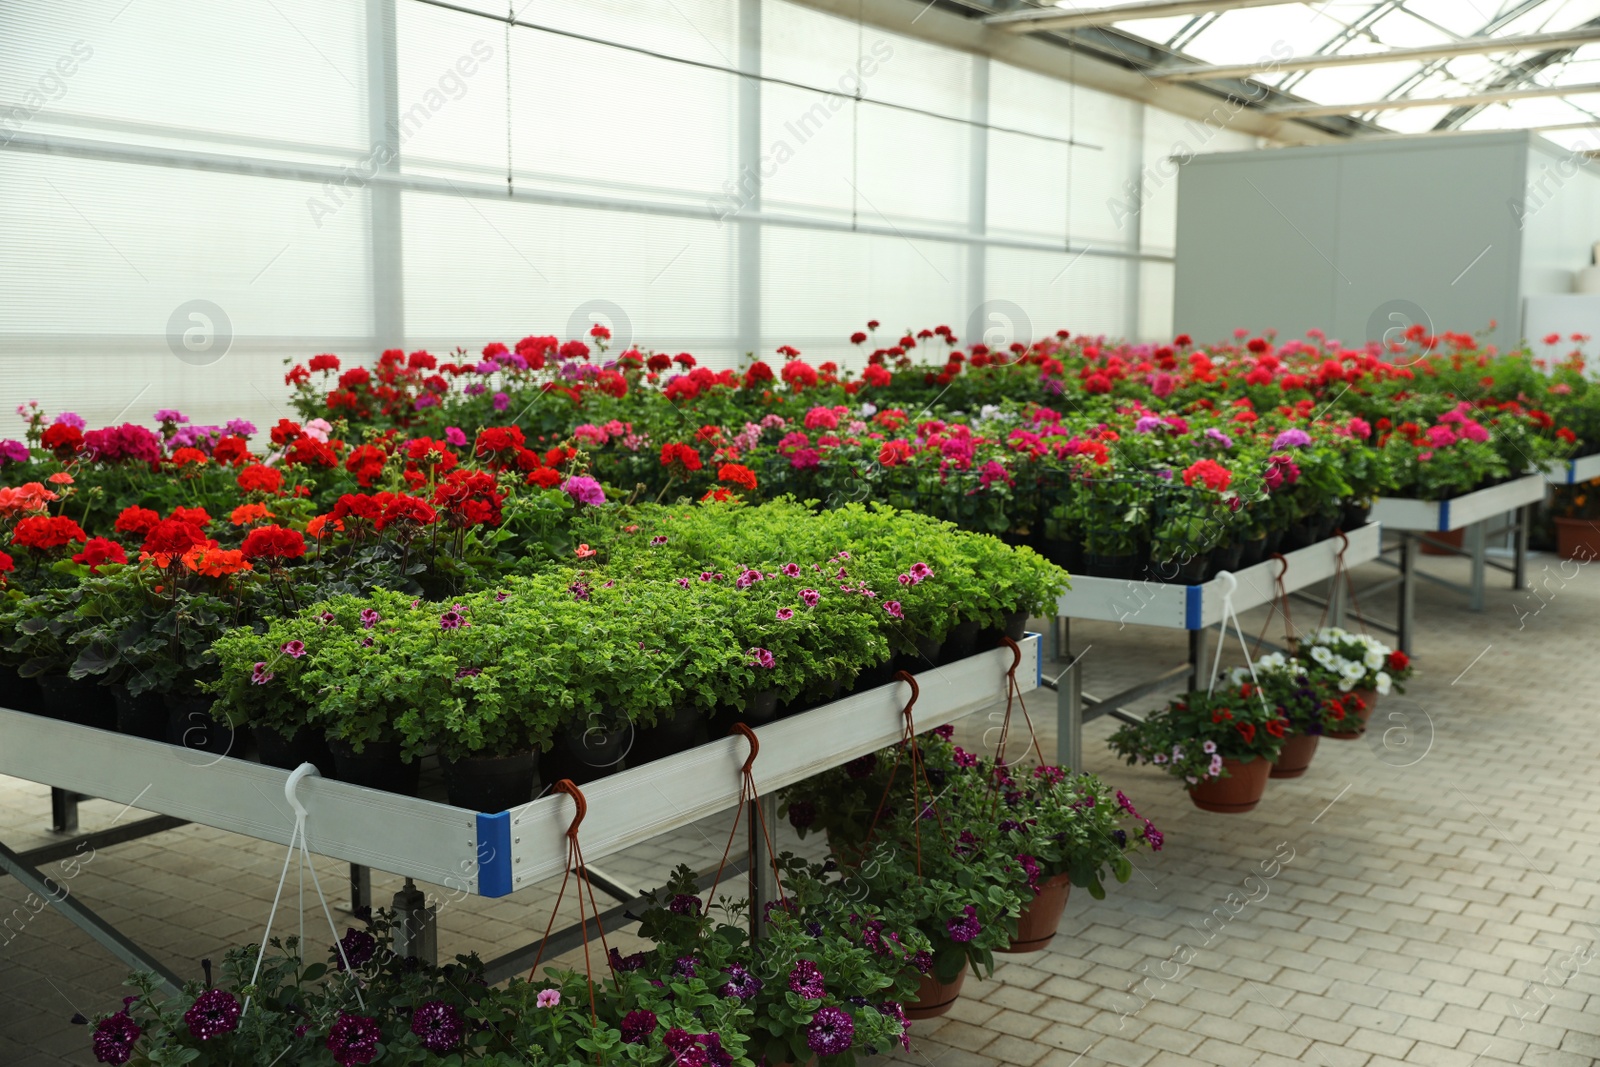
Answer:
1207, 571, 1273, 716
705, 723, 789, 914
989, 636, 1046, 773
1251, 553, 1295, 658
859, 671, 949, 877
528, 780, 612, 1019
1331, 529, 1374, 636
245, 764, 363, 1016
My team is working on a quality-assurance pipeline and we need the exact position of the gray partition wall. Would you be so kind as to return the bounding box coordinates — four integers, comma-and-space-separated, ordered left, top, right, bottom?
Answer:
1174, 131, 1600, 348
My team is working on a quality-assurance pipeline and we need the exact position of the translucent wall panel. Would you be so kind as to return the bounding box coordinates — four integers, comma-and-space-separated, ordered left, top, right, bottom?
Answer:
987, 129, 1070, 243
855, 103, 971, 232
759, 82, 860, 222
987, 248, 1132, 342
1139, 261, 1176, 342
0, 152, 371, 430
1066, 86, 1142, 249
403, 192, 739, 364
395, 2, 509, 182
761, 229, 967, 364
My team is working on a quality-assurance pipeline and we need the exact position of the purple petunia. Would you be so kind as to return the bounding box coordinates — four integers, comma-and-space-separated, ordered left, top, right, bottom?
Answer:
92, 1011, 141, 1064
410, 1000, 465, 1052
668, 893, 703, 916
789, 959, 826, 999
326, 1012, 382, 1066
845, 753, 877, 780
182, 989, 241, 1041
1115, 790, 1141, 818
608, 947, 647, 972
912, 950, 934, 974
671, 955, 699, 978
807, 1006, 855, 1056
1143, 820, 1164, 851
620, 1009, 657, 1044
788, 799, 816, 830
335, 927, 376, 970
720, 963, 764, 1000
947, 904, 982, 942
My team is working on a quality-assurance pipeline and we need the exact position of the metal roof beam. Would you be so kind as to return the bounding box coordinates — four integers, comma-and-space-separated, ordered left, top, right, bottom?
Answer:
1266, 79, 1600, 118
1153, 26, 1600, 80
985, 0, 1290, 33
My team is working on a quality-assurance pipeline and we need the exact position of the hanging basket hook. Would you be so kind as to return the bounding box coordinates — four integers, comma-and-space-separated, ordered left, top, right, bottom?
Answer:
1000, 635, 1022, 675
284, 762, 320, 822
551, 779, 587, 840
729, 721, 760, 775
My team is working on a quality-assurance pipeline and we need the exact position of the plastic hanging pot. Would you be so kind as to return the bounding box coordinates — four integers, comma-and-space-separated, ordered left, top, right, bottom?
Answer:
1238, 535, 1269, 569
904, 967, 967, 1020
1327, 688, 1379, 739
1212, 540, 1244, 576
1002, 608, 1029, 643
1000, 872, 1073, 953
1270, 733, 1319, 779
440, 751, 538, 813
37, 673, 117, 730
2, 668, 42, 715
112, 685, 169, 740
329, 738, 420, 795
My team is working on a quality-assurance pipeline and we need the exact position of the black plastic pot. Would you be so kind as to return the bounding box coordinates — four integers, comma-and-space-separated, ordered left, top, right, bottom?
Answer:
1083, 553, 1141, 580
1238, 535, 1268, 569
329, 738, 419, 795
1152, 551, 1209, 585
1039, 539, 1082, 573
540, 719, 631, 786
1003, 608, 1029, 643
1, 668, 42, 715
893, 635, 943, 675
1311, 513, 1337, 543
1340, 501, 1371, 532
1263, 528, 1285, 558
1280, 522, 1314, 552
37, 674, 117, 730
1210, 541, 1244, 577
937, 619, 983, 664
253, 725, 337, 774
113, 686, 168, 740
165, 693, 239, 757
852, 660, 897, 692
440, 751, 538, 813
630, 704, 706, 766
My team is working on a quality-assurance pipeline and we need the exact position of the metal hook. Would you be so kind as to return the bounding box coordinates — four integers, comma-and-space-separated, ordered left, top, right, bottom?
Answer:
551, 779, 587, 840
1270, 553, 1289, 580
729, 721, 760, 775
893, 669, 920, 717
1000, 635, 1022, 676
284, 762, 320, 821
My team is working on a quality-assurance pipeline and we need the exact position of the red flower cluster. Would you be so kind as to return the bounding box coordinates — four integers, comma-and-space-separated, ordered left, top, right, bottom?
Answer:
345, 444, 388, 488
41, 423, 83, 456
240, 525, 307, 561
432, 469, 503, 527
659, 442, 703, 474
1182, 459, 1232, 492
141, 519, 207, 560
114, 506, 161, 537
72, 537, 127, 572
237, 464, 284, 495
717, 463, 758, 491
13, 515, 87, 551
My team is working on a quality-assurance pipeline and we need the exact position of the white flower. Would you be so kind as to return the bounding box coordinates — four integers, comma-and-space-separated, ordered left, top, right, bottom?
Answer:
1203, 740, 1217, 754
979, 404, 1002, 421
1363, 649, 1384, 671
1229, 666, 1249, 685
1376, 671, 1392, 695
1337, 677, 1355, 692
859, 402, 878, 418
1311, 646, 1335, 668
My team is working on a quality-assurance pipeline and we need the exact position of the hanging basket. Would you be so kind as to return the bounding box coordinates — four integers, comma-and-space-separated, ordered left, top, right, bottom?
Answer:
1327, 688, 1378, 740
1269, 734, 1319, 779
999, 873, 1072, 953
904, 967, 967, 1020
1188, 756, 1271, 813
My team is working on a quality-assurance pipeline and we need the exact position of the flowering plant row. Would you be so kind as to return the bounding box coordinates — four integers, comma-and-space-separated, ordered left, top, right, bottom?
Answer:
89, 857, 935, 1066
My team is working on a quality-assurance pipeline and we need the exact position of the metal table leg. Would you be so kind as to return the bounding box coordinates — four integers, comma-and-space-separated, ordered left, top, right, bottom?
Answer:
1398, 534, 1417, 654
1514, 503, 1531, 591
1467, 520, 1486, 612
348, 863, 371, 919
1188, 628, 1207, 691
747, 795, 778, 940
1056, 618, 1083, 772
51, 788, 79, 834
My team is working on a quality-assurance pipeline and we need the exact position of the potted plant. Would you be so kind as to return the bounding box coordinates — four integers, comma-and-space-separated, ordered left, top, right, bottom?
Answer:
1108, 684, 1287, 813
1295, 626, 1409, 725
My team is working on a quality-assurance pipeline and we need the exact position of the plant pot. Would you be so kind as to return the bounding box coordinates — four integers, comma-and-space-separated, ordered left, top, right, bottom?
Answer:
329, 738, 420, 795
1554, 517, 1600, 561
1238, 535, 1268, 568
37, 674, 117, 730
1083, 552, 1140, 580
904, 967, 966, 1020
540, 718, 631, 785
113, 686, 169, 741
1040, 538, 1081, 572
1280, 521, 1315, 553
1269, 734, 1319, 779
1311, 513, 1336, 543
937, 618, 983, 664
165, 693, 238, 757
1211, 541, 1243, 577
440, 751, 538, 813
1262, 528, 1285, 558
1154, 551, 1209, 585
893, 635, 943, 675
1000, 872, 1072, 953
1341, 501, 1371, 531
631, 703, 706, 766
1, 668, 42, 715
1187, 756, 1271, 814
1420, 528, 1464, 556
1002, 607, 1029, 643
851, 660, 897, 693
253, 725, 336, 774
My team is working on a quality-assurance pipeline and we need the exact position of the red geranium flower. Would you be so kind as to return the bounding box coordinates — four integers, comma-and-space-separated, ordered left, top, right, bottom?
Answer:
1182, 459, 1232, 493
141, 519, 206, 560
344, 444, 388, 488
169, 506, 212, 527
1235, 722, 1256, 744
241, 525, 306, 561
237, 464, 284, 495
114, 506, 161, 538
308, 353, 341, 373
13, 515, 87, 551
72, 537, 127, 573
40, 423, 83, 456
659, 442, 703, 474
718, 463, 758, 491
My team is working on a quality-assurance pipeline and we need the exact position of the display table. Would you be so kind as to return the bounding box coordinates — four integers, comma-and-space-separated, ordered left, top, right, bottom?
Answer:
1547, 453, 1600, 486
1047, 524, 1381, 773
1366, 473, 1546, 647
0, 635, 1040, 990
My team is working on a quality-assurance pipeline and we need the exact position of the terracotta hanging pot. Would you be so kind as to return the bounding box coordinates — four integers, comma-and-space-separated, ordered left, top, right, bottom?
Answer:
1270, 734, 1319, 779
999, 872, 1072, 953
1327, 687, 1378, 740
904, 967, 966, 1020
1187, 756, 1270, 813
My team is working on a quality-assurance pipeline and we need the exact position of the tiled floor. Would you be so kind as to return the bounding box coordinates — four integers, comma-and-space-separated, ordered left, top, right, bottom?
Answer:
5, 548, 1600, 1065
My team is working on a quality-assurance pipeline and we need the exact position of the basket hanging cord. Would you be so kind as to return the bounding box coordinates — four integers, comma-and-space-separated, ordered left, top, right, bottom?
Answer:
706, 723, 790, 915
1250, 554, 1294, 658
1208, 571, 1272, 716
527, 780, 611, 1019
1333, 529, 1373, 636
245, 763, 364, 1016
858, 671, 950, 878
990, 637, 1046, 773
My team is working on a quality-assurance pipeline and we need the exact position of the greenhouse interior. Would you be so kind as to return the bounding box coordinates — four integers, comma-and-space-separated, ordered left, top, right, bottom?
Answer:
5, 0, 1600, 1064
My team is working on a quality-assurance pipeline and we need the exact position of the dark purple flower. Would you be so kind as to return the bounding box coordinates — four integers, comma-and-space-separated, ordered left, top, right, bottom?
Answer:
789, 959, 826, 998
1143, 820, 1164, 851
788, 799, 816, 830
621, 1009, 657, 1044
720, 964, 764, 1000
1112, 829, 1128, 849
439, 609, 465, 630
912, 950, 933, 974
953, 747, 978, 768
410, 1000, 464, 1052
947, 904, 981, 943
1115, 790, 1140, 818
671, 955, 699, 978
668, 893, 702, 916
998, 818, 1024, 833
182, 989, 240, 1040
327, 1012, 382, 1066
806, 1006, 855, 1056
335, 927, 376, 970
92, 1012, 141, 1064
805, 920, 823, 937
1018, 854, 1043, 894
608, 947, 646, 972
932, 723, 955, 740
844, 754, 877, 779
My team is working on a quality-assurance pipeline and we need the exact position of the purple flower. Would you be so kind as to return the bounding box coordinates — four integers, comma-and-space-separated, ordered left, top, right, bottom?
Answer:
1115, 790, 1141, 818
883, 600, 904, 619
947, 904, 981, 942
410, 1000, 464, 1052
1143, 820, 1164, 851
748, 647, 774, 669
953, 747, 978, 768
776, 607, 794, 621
620, 1009, 657, 1044
326, 1012, 382, 1066
92, 1012, 141, 1065
806, 1006, 855, 1056
492, 391, 510, 411
153, 409, 188, 424
317, 611, 335, 626
671, 955, 699, 978
250, 662, 274, 685
455, 667, 481, 678
880, 1000, 911, 1049
280, 640, 306, 659
912, 950, 933, 974
781, 562, 801, 577
360, 608, 380, 629
909, 562, 932, 581
560, 475, 606, 507
0, 439, 29, 463
224, 418, 257, 437
650, 535, 668, 546
1134, 415, 1164, 434
55, 412, 87, 430
800, 588, 820, 607
536, 988, 561, 1008
720, 964, 764, 1000
1018, 854, 1043, 894
439, 609, 465, 630
845, 754, 877, 779
1204, 428, 1234, 449
1272, 428, 1312, 450
668, 893, 703, 916
608, 948, 647, 972
788, 799, 816, 830
1113, 829, 1128, 848
182, 989, 240, 1041
335, 927, 376, 970
789, 959, 826, 998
